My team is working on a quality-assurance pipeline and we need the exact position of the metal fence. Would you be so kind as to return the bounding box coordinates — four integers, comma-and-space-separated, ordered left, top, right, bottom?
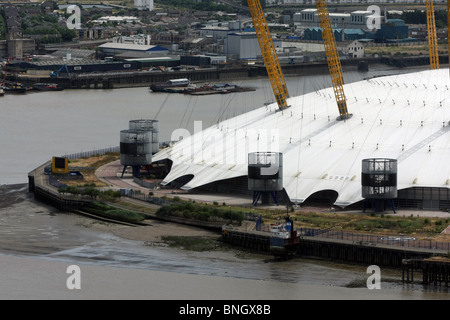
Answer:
255, 224, 450, 252
120, 189, 171, 206
309, 229, 450, 251
63, 146, 120, 160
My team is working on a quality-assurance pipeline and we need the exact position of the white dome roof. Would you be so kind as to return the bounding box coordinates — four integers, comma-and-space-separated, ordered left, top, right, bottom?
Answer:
153, 69, 450, 207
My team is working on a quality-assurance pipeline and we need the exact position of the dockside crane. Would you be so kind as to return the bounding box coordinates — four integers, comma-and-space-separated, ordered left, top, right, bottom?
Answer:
50, 64, 70, 78
426, 0, 439, 69
315, 0, 351, 120
247, 0, 289, 110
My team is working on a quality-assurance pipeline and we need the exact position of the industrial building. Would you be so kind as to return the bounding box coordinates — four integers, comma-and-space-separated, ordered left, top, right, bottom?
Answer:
303, 27, 365, 42
295, 8, 409, 42
123, 56, 181, 68
225, 32, 282, 60
294, 9, 377, 30
8, 58, 140, 74
200, 21, 245, 41
98, 43, 169, 57
134, 0, 154, 11
153, 69, 450, 210
302, 20, 409, 42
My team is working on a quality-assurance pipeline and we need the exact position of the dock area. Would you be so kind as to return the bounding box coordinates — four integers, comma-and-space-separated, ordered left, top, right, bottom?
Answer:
222, 223, 450, 286
402, 257, 450, 287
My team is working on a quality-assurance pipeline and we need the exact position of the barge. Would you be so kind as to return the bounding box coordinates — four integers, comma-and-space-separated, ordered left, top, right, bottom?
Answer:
1, 81, 27, 93
149, 78, 190, 92
185, 83, 255, 95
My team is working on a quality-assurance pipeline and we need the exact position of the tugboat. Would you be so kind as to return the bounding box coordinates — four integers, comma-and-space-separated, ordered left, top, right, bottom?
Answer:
33, 83, 64, 91
269, 216, 300, 258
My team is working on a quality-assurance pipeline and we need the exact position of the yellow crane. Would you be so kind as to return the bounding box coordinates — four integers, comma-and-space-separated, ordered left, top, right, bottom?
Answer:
315, 0, 350, 120
247, 0, 289, 110
426, 0, 439, 69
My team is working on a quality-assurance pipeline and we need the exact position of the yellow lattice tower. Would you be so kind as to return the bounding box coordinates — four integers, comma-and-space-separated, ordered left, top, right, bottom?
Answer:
316, 0, 350, 120
426, 0, 439, 69
247, 0, 289, 110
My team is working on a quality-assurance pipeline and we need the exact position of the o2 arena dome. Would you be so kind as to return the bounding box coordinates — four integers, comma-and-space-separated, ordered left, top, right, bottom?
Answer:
152, 69, 450, 210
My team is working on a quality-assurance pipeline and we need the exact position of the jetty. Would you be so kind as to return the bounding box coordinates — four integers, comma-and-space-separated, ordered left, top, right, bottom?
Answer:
222, 219, 450, 287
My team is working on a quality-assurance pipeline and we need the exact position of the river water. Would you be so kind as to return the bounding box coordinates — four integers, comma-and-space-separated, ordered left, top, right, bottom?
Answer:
1, 63, 449, 299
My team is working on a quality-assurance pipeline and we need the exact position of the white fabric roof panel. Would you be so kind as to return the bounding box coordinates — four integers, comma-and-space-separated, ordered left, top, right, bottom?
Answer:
153, 69, 450, 207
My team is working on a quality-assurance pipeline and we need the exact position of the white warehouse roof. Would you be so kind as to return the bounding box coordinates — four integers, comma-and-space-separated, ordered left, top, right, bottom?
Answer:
99, 43, 168, 52
152, 69, 450, 208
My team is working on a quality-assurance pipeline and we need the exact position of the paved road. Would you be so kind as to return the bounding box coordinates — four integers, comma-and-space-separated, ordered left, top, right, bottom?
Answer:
95, 160, 256, 207
96, 160, 149, 192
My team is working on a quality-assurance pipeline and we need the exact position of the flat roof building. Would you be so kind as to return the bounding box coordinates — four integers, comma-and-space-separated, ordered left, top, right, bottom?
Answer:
294, 8, 383, 31
98, 43, 169, 56
225, 32, 282, 60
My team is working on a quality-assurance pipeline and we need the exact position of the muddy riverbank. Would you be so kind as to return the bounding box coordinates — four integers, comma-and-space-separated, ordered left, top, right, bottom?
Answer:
1, 184, 450, 299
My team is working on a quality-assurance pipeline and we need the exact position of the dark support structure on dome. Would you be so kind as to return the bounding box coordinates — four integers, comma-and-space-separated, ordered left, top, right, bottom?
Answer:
248, 152, 283, 206
362, 158, 398, 213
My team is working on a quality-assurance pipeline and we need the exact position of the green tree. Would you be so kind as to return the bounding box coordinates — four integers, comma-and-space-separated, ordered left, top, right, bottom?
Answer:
57, 26, 77, 42
83, 187, 101, 199
0, 15, 6, 40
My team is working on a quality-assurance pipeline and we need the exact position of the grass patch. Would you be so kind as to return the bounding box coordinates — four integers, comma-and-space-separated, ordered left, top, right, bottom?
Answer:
347, 215, 447, 234
113, 198, 158, 215
281, 211, 449, 237
58, 184, 122, 201
161, 236, 222, 251
156, 201, 246, 224
65, 152, 120, 187
81, 201, 146, 223
289, 212, 351, 229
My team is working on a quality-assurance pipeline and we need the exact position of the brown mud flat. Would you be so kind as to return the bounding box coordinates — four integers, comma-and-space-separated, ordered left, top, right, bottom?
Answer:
0, 184, 219, 255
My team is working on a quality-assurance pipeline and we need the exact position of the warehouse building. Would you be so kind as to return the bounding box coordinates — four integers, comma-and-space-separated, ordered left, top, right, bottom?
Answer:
8, 58, 140, 74
98, 43, 169, 57
225, 32, 282, 60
